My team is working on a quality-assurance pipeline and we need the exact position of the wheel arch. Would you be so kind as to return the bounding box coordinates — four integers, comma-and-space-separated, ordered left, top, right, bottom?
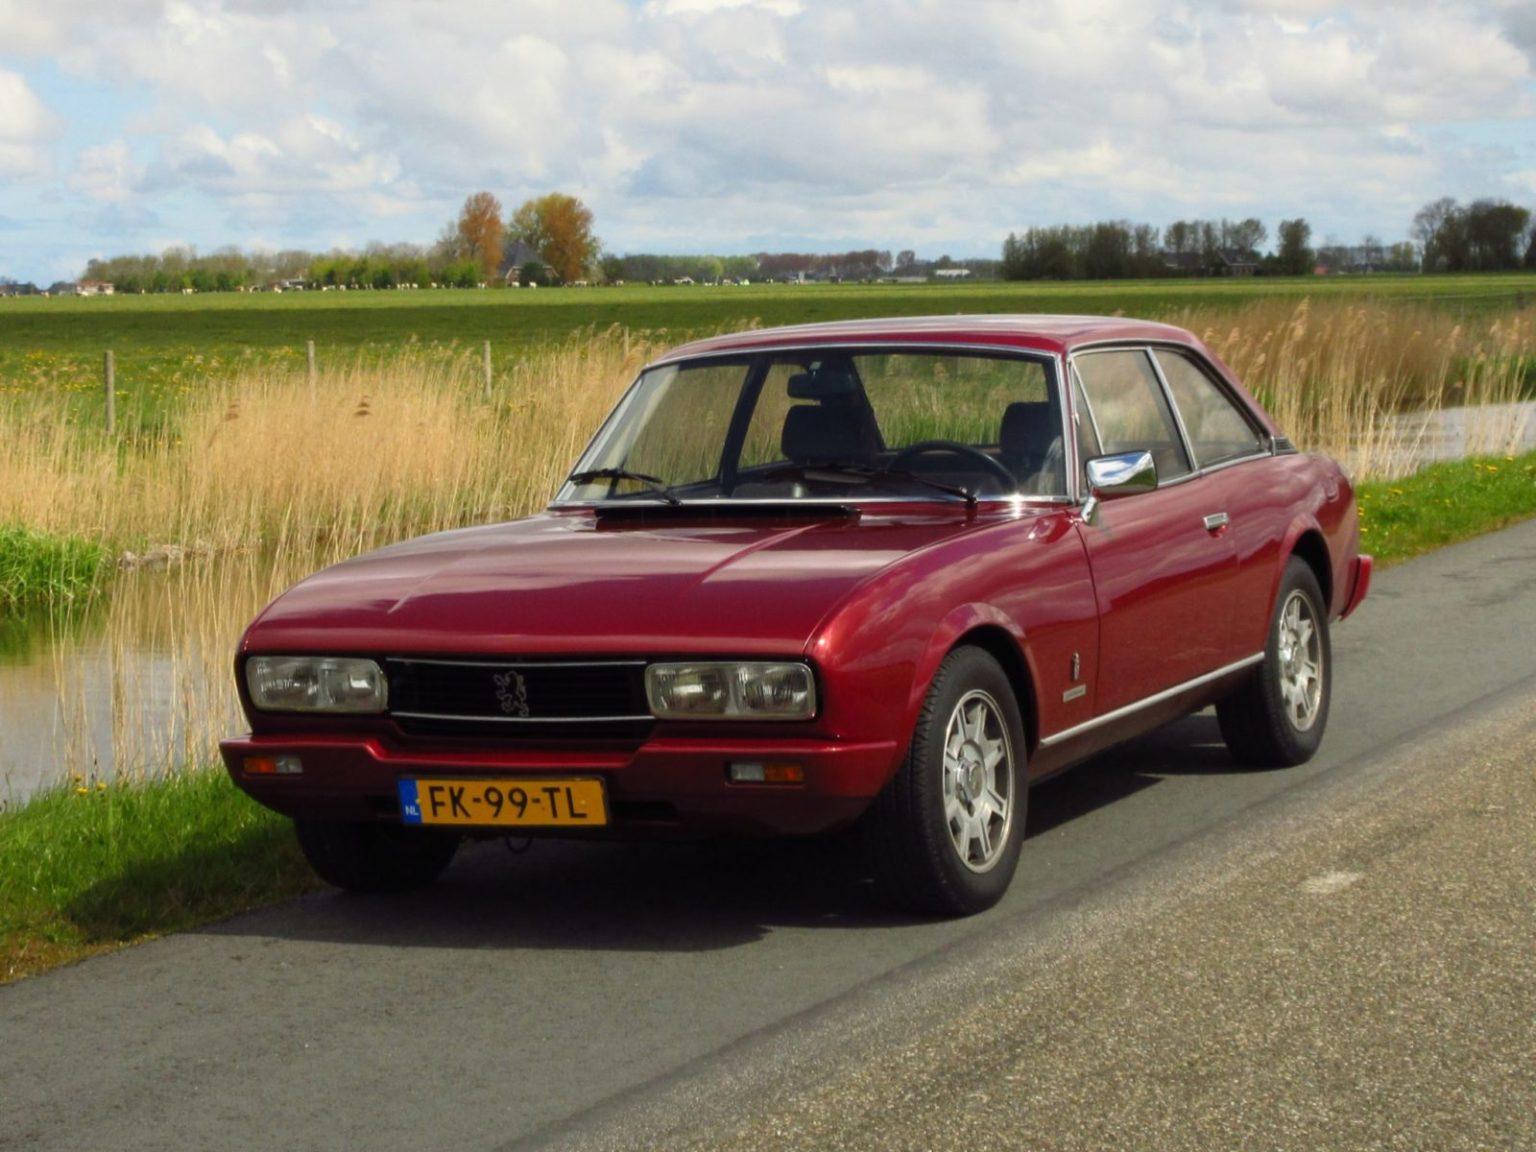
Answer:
955, 625, 1039, 755
908, 605, 1040, 758
1287, 527, 1333, 611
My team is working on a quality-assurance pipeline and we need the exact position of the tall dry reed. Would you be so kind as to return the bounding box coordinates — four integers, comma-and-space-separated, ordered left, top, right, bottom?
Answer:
1184, 298, 1534, 477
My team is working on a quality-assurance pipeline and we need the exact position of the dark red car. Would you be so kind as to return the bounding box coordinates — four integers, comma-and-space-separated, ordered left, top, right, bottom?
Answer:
222, 315, 1370, 915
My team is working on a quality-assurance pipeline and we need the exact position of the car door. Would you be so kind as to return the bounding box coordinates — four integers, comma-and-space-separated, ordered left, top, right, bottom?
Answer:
1070, 348, 1238, 714
1149, 345, 1282, 663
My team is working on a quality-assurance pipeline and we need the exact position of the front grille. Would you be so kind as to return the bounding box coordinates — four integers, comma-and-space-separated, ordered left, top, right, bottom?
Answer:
384, 658, 652, 728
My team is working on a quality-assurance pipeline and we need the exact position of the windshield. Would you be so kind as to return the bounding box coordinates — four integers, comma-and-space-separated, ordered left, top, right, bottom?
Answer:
557, 348, 1066, 505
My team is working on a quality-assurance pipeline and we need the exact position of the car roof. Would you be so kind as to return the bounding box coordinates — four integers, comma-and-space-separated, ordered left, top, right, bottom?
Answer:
653, 314, 1201, 363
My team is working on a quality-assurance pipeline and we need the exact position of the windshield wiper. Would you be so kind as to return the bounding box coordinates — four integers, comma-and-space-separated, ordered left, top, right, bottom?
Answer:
567, 467, 682, 506
764, 462, 978, 508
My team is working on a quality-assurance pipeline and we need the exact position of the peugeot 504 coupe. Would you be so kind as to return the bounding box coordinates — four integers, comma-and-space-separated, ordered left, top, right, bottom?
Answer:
223, 315, 1371, 915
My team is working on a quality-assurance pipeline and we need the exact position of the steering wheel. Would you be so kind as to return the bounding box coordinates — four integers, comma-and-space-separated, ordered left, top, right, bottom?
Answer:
890, 440, 1016, 488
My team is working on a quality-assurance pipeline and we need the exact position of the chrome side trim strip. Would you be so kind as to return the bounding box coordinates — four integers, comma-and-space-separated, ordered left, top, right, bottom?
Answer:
392, 711, 652, 724
1038, 653, 1264, 748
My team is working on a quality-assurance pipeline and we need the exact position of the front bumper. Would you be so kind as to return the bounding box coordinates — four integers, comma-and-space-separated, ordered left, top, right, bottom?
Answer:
219, 731, 902, 837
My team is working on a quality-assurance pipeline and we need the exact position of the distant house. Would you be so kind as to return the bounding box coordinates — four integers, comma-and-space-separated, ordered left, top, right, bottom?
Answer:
933, 268, 972, 280
1216, 249, 1258, 277
1161, 250, 1257, 277
76, 280, 115, 296
499, 240, 541, 284
1161, 251, 1207, 276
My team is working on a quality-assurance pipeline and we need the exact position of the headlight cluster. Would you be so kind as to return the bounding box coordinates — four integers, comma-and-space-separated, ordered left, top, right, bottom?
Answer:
645, 662, 816, 720
246, 656, 387, 714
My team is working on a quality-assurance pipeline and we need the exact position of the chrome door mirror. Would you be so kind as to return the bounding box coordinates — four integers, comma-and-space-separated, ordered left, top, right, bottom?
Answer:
1082, 451, 1157, 524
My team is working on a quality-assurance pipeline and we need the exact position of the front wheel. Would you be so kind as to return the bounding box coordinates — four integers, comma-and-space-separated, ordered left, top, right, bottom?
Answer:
295, 819, 460, 893
1217, 556, 1332, 767
866, 646, 1027, 916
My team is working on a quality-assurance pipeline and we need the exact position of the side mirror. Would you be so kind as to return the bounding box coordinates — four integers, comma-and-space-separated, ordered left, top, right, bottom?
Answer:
1082, 450, 1156, 524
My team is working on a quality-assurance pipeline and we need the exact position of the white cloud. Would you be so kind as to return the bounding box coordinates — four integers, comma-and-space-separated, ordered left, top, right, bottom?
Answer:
0, 69, 58, 176
0, 0, 1533, 260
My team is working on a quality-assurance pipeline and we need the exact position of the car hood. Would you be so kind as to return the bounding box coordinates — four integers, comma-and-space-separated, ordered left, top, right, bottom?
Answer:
242, 507, 1013, 657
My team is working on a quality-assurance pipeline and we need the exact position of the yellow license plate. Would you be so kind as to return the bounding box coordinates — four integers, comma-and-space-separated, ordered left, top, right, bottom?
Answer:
398, 777, 608, 828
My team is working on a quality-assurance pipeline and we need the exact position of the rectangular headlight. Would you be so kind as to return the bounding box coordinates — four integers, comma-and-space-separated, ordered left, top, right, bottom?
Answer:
246, 656, 387, 714
645, 662, 816, 720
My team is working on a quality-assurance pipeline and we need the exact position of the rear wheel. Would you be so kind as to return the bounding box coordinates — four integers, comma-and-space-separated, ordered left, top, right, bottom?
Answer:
295, 819, 460, 893
1217, 557, 1331, 767
867, 646, 1027, 916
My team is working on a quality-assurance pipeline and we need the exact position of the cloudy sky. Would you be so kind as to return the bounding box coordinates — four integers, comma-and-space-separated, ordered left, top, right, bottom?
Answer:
1, 0, 1534, 281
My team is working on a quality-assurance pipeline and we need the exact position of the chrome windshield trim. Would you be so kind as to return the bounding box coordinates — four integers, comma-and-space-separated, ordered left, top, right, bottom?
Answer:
1038, 653, 1265, 748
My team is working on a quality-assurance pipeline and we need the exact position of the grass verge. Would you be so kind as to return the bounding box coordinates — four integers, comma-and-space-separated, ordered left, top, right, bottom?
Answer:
1357, 451, 1536, 566
0, 769, 317, 984
0, 525, 108, 613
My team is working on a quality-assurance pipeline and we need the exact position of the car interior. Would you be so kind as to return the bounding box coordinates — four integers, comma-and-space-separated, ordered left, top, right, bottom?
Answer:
727, 358, 1067, 500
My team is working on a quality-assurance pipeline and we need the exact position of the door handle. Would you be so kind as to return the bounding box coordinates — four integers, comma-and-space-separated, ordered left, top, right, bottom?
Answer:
1203, 512, 1230, 532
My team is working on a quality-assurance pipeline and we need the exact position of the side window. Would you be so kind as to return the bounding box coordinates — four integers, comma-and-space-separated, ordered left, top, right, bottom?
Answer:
1154, 350, 1265, 467
1073, 350, 1191, 482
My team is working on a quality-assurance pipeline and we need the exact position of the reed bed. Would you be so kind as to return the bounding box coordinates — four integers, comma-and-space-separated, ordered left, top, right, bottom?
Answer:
1, 301, 1533, 794
1185, 298, 1534, 478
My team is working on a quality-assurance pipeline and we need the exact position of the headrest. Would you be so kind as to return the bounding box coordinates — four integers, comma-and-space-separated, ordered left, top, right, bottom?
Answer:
787, 367, 860, 401
1000, 401, 1057, 459
781, 404, 879, 465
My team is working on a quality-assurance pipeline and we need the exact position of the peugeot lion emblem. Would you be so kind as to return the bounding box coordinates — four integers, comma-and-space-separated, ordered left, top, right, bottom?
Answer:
492, 669, 531, 717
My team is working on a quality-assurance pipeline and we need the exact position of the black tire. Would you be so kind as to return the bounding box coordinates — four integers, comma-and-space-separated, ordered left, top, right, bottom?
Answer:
866, 646, 1028, 916
1217, 556, 1332, 767
294, 819, 460, 893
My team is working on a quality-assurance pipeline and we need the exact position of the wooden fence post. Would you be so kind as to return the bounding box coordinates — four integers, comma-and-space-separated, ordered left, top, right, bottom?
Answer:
306, 340, 317, 396
483, 340, 493, 401
104, 350, 116, 435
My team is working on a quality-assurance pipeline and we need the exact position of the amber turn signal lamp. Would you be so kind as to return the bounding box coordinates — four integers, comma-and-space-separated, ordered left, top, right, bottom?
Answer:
728, 761, 805, 785
244, 755, 303, 776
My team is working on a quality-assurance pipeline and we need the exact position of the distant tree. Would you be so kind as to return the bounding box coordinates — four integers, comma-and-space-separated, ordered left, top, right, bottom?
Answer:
518, 259, 552, 287
455, 192, 506, 279
1387, 242, 1420, 272
1277, 218, 1313, 275
510, 193, 599, 284
1223, 218, 1267, 256
598, 254, 626, 283
1412, 197, 1464, 272
1463, 200, 1530, 271
896, 249, 916, 270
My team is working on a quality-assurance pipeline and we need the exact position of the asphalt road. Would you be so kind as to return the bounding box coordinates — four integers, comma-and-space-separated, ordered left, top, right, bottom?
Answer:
5, 519, 1536, 1152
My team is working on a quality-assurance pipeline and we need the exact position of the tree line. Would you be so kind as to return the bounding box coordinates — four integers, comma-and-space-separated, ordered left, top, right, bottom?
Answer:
57, 192, 1536, 294
1001, 199, 1535, 281
1412, 198, 1535, 273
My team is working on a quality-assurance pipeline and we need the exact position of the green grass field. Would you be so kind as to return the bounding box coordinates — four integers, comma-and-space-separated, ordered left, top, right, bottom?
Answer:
5, 274, 1535, 424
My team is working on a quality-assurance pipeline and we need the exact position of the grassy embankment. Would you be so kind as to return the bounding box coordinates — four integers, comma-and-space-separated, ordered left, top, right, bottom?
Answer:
1, 291, 1534, 983
0, 771, 315, 983
1357, 452, 1536, 565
